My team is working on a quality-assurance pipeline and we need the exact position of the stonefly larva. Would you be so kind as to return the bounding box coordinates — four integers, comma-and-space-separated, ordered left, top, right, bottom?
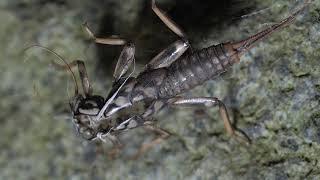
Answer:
37, 0, 311, 158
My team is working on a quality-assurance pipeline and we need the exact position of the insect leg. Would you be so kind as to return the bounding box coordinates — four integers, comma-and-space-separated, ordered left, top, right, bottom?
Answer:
83, 23, 135, 81
113, 100, 167, 131
95, 132, 124, 159
145, 0, 190, 70
169, 97, 250, 145
94, 101, 168, 159
152, 0, 186, 39
130, 123, 170, 160
83, 22, 126, 45
110, 100, 170, 158
52, 60, 92, 96
145, 40, 189, 70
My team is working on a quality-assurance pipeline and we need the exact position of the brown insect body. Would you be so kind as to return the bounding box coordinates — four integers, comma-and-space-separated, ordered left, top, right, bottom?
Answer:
104, 43, 239, 115
157, 43, 239, 98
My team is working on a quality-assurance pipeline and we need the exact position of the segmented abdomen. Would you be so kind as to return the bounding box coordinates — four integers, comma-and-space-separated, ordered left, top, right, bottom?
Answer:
158, 43, 239, 98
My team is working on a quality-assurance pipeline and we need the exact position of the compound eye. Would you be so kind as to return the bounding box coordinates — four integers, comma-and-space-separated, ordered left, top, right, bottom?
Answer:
78, 100, 100, 115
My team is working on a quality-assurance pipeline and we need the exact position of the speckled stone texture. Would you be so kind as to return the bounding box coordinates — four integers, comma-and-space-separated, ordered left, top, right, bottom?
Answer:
0, 0, 319, 179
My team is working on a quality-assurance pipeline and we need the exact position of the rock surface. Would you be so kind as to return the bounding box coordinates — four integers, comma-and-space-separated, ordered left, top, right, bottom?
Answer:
0, 0, 319, 179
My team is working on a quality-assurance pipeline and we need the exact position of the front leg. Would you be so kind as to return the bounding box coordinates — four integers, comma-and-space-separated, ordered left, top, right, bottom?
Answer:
95, 132, 124, 159
97, 100, 169, 158
168, 97, 250, 145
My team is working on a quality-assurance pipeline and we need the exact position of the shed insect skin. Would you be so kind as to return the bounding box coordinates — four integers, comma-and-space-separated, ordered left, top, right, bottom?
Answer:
55, 0, 310, 157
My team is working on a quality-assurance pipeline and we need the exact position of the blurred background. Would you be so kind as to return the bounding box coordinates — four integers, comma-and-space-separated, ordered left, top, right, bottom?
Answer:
0, 0, 319, 179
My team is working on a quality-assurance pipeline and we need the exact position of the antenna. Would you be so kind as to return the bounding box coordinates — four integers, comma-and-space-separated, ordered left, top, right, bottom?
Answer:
23, 45, 79, 95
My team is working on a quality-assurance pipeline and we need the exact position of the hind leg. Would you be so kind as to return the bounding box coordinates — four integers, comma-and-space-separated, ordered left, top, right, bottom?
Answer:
152, 0, 186, 38
144, 0, 191, 70
169, 97, 250, 145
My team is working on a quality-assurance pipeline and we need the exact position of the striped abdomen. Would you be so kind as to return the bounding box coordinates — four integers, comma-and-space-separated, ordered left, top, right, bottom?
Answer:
158, 43, 240, 98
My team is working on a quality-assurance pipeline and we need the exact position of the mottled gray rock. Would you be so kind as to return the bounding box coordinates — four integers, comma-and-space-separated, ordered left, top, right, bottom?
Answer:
0, 0, 319, 179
